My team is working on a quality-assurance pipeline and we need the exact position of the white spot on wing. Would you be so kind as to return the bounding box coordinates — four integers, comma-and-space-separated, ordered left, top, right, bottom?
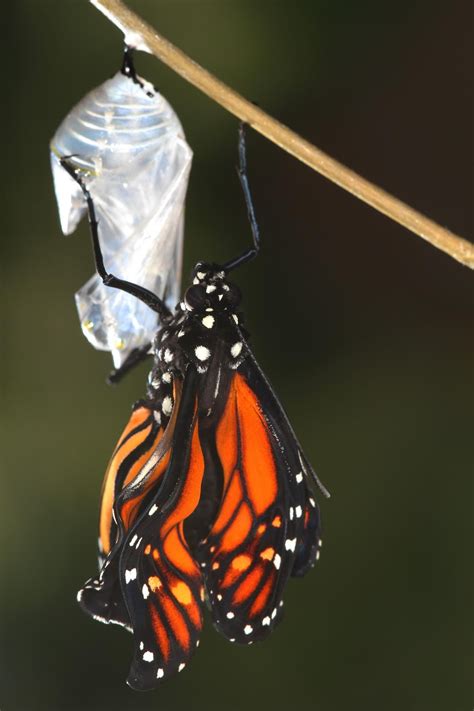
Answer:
295, 505, 303, 518
125, 568, 137, 584
262, 616, 271, 626
273, 553, 281, 570
296, 472, 303, 484
244, 625, 253, 635
285, 538, 297, 552
178, 663, 185, 672
230, 342, 243, 358
142, 584, 150, 599
149, 504, 158, 516
143, 651, 154, 662
226, 611, 234, 619
129, 534, 138, 547
157, 668, 164, 679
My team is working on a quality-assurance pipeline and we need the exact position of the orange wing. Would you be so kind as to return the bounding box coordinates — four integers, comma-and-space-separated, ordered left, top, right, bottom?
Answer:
117, 371, 206, 690
99, 403, 163, 559
198, 371, 319, 643
78, 401, 166, 631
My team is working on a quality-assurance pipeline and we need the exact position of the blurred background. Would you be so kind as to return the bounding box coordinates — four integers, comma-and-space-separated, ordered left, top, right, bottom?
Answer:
2, 1, 472, 710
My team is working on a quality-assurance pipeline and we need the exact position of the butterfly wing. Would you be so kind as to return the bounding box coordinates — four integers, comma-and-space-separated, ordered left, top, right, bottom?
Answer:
198, 362, 320, 644
116, 368, 206, 690
78, 402, 166, 629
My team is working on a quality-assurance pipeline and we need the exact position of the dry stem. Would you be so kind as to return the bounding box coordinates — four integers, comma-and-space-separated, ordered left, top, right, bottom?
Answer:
90, 0, 473, 269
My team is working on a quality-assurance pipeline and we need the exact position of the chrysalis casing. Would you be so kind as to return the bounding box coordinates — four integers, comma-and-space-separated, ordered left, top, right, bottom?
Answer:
50, 68, 192, 367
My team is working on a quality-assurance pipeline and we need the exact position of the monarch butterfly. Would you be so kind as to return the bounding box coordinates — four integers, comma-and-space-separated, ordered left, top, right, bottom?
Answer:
50, 47, 192, 367
61, 124, 329, 691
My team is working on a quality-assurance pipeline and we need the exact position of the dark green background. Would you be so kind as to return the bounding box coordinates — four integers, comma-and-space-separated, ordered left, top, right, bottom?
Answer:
2, 1, 472, 710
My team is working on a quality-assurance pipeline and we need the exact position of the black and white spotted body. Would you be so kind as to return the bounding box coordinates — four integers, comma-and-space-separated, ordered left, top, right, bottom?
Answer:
144, 262, 248, 420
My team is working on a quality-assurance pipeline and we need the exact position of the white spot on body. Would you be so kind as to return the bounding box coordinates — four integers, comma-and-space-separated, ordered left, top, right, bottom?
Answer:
178, 329, 185, 338
285, 538, 297, 552
164, 348, 173, 363
195, 346, 211, 361
162, 372, 172, 384
206, 285, 216, 294
162, 396, 173, 416
149, 504, 158, 516
244, 625, 253, 635
230, 342, 243, 358
202, 315, 215, 329
143, 651, 154, 663
197, 271, 206, 280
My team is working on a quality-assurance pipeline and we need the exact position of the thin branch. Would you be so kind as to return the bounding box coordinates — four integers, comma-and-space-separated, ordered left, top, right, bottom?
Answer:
90, 0, 473, 269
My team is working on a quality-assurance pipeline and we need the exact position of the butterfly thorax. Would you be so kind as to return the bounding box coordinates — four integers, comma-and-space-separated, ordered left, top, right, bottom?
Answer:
144, 263, 248, 421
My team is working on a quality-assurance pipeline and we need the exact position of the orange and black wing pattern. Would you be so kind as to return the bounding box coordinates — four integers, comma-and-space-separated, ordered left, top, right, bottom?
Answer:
198, 368, 321, 643
78, 401, 166, 631
117, 370, 206, 689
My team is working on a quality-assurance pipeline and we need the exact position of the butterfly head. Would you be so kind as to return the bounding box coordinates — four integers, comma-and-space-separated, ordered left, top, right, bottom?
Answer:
183, 263, 241, 314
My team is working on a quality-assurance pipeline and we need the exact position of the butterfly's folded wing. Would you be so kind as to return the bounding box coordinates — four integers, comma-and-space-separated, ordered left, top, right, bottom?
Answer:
77, 402, 166, 630
198, 363, 321, 645
116, 369, 206, 690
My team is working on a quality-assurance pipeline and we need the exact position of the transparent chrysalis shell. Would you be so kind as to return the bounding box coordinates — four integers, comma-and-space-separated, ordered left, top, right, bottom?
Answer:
50, 70, 192, 367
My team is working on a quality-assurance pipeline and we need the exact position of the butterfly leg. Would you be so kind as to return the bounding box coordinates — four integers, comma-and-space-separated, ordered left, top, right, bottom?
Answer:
223, 123, 261, 272
59, 157, 172, 321
106, 342, 152, 385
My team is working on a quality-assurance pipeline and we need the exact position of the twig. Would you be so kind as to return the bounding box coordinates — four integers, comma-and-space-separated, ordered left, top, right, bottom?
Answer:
90, 0, 473, 269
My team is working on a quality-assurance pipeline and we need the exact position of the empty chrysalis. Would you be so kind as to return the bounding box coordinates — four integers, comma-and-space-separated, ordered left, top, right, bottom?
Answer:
50, 49, 193, 367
